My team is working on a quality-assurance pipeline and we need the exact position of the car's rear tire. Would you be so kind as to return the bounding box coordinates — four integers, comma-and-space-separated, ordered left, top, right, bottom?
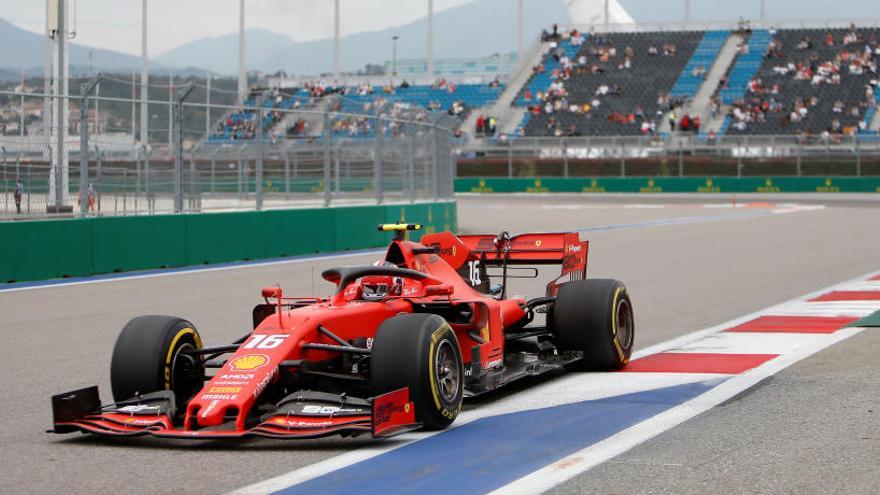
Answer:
553, 279, 634, 371
110, 315, 205, 407
371, 314, 463, 430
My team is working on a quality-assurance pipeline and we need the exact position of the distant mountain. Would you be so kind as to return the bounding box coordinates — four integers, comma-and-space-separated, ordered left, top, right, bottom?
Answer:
156, 28, 295, 74
149, 0, 569, 77
258, 0, 569, 76
0, 18, 166, 76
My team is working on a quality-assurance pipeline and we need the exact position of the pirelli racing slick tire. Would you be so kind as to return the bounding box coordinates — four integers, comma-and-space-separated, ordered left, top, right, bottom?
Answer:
553, 279, 634, 371
110, 315, 205, 409
371, 314, 464, 430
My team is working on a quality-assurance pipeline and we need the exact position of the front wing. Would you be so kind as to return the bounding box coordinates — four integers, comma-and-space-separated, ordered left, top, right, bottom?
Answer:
50, 386, 418, 440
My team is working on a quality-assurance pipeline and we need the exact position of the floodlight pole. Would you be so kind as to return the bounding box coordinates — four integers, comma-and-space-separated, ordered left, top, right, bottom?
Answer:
334, 0, 341, 82
604, 0, 610, 28
140, 0, 148, 151
760, 0, 766, 25
517, 0, 524, 57
238, 0, 247, 104
392, 36, 399, 83
684, 0, 691, 24
206, 71, 212, 137
52, 0, 68, 210
427, 0, 435, 80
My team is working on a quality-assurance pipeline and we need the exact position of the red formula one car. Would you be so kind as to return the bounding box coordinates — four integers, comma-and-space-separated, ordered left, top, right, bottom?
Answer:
50, 224, 634, 440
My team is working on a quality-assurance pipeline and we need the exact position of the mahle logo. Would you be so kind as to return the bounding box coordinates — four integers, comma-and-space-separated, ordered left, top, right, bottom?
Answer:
757, 178, 780, 193
698, 178, 720, 193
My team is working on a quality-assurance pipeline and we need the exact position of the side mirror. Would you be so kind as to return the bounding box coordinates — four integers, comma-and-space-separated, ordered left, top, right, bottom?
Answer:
261, 287, 282, 299
425, 284, 454, 297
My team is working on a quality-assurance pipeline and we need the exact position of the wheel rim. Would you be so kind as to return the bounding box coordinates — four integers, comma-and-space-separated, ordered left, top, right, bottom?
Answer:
434, 340, 461, 403
171, 342, 202, 403
616, 298, 634, 350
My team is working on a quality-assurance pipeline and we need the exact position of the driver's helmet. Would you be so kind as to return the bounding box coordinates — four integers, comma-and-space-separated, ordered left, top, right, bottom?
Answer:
359, 261, 403, 301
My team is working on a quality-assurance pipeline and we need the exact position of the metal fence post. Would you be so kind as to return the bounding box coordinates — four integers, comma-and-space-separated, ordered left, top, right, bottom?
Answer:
562, 140, 569, 178
334, 148, 341, 198
855, 137, 862, 177
737, 138, 744, 178
619, 145, 626, 177
135, 145, 141, 212
2, 146, 7, 215
796, 143, 801, 176
123, 167, 128, 214
408, 131, 416, 203
78, 77, 101, 216
374, 117, 384, 204
173, 85, 195, 213
678, 139, 684, 177
79, 90, 89, 215
255, 105, 264, 210
507, 145, 513, 178
431, 124, 439, 199
96, 148, 103, 212
323, 112, 331, 207
238, 156, 244, 199
210, 149, 216, 195
283, 150, 290, 199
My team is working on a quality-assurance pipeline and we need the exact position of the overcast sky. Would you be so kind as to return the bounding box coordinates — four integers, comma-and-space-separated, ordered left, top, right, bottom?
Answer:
2, 1, 878, 57
0, 0, 475, 55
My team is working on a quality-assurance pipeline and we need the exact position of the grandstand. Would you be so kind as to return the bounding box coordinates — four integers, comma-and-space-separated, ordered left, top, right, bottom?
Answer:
207, 22, 880, 144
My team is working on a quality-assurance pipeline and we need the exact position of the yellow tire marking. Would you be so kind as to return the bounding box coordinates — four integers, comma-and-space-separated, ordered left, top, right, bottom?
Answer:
164, 327, 199, 389
428, 324, 449, 411
610, 289, 626, 362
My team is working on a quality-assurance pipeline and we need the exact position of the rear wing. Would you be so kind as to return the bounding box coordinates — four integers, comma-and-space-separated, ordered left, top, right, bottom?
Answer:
421, 231, 588, 282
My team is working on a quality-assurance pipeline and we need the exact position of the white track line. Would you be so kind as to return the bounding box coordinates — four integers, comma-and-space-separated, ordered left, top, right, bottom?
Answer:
490, 327, 865, 495
229, 269, 880, 495
0, 249, 384, 293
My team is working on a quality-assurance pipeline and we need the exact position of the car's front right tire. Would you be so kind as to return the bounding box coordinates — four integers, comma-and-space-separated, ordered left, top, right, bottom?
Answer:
371, 313, 463, 430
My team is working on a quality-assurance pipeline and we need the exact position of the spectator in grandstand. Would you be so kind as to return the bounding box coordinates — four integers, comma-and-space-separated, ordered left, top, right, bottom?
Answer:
692, 115, 701, 134
668, 109, 676, 131
475, 115, 485, 136
13, 179, 22, 214
680, 113, 691, 132
647, 44, 659, 56
691, 65, 707, 78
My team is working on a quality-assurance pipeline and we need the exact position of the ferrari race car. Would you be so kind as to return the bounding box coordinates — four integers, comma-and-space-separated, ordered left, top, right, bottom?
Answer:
50, 224, 634, 440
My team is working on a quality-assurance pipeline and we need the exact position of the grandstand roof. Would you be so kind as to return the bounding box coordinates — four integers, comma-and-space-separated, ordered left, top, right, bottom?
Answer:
566, 0, 635, 26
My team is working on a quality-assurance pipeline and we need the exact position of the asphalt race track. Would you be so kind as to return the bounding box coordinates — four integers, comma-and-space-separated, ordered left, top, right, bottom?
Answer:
2, 194, 879, 494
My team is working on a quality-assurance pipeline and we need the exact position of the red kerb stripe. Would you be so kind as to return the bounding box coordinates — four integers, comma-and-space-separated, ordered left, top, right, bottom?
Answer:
724, 315, 857, 334
621, 353, 778, 374
810, 291, 880, 302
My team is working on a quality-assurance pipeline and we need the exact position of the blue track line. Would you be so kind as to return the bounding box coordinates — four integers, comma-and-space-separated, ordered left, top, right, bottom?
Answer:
274, 380, 724, 495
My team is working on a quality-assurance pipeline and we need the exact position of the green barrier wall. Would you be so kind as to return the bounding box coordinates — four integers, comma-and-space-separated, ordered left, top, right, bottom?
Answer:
456, 177, 880, 194
0, 201, 457, 284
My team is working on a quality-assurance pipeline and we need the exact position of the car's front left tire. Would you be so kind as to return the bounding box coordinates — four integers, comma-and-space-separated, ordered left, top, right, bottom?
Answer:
110, 315, 205, 407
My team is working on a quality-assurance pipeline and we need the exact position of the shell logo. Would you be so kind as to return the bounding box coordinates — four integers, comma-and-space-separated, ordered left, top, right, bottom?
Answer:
535, 240, 542, 247
404, 403, 411, 413
228, 354, 269, 371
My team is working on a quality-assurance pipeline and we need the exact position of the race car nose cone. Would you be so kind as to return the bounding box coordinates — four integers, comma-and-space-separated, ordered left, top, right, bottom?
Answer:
196, 399, 227, 427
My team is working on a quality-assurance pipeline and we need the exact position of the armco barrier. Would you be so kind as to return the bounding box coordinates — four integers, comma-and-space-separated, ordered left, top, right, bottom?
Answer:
0, 201, 456, 284
456, 177, 880, 194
